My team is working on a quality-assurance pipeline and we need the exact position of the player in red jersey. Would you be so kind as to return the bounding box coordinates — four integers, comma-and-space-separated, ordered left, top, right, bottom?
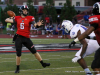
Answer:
69, 2, 100, 75
5, 5, 50, 73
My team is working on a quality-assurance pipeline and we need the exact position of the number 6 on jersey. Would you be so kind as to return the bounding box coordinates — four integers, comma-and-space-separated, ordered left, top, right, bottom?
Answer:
20, 23, 24, 29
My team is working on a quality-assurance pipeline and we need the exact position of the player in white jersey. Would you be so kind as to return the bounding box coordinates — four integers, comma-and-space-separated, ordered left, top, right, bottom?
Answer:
62, 20, 100, 75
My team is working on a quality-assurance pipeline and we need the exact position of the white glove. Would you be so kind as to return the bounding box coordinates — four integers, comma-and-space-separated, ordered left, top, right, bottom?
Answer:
72, 56, 81, 63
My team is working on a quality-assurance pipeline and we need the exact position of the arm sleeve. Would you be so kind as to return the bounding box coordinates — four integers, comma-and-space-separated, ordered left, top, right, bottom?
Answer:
31, 20, 39, 28
13, 19, 17, 24
31, 21, 36, 25
13, 16, 17, 24
89, 16, 99, 30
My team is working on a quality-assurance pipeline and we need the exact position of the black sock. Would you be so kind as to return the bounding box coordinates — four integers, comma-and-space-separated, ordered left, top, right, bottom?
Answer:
40, 60, 44, 65
16, 65, 19, 70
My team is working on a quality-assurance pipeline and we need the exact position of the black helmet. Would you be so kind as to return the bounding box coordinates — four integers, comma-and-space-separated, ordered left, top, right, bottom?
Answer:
92, 2, 100, 15
19, 5, 29, 16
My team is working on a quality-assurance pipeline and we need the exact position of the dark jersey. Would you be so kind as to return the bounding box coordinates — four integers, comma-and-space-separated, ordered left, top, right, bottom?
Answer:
89, 15, 100, 45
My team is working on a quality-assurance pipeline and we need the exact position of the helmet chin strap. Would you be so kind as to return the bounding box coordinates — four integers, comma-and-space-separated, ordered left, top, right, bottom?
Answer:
22, 13, 28, 16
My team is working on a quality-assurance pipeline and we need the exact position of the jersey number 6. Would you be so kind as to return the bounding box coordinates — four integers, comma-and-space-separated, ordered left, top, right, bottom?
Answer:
20, 23, 24, 29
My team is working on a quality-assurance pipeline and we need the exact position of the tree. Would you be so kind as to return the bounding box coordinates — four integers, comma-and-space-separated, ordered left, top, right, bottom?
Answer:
2, 4, 19, 25
27, 0, 33, 6
27, 0, 36, 20
43, 0, 57, 22
9, 0, 13, 5
60, 0, 76, 21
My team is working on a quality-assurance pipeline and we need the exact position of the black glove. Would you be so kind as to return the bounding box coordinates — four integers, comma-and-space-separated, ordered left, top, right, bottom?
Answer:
69, 41, 76, 48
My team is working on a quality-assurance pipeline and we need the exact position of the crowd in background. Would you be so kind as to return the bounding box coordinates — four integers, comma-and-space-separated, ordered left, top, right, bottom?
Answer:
0, 10, 90, 39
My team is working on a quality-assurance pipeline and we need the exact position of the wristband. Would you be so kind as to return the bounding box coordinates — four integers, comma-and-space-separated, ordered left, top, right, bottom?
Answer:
74, 38, 79, 42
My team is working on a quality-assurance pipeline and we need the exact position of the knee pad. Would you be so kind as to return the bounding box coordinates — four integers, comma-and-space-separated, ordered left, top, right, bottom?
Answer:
30, 47, 37, 54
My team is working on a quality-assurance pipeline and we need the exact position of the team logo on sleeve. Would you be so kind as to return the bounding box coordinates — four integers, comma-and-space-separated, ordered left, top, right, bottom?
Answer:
89, 17, 98, 22
32, 17, 35, 20
72, 32, 75, 35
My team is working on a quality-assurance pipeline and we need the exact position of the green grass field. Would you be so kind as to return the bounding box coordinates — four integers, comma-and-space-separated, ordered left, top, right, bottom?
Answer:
0, 38, 80, 44
0, 38, 94, 75
0, 52, 94, 75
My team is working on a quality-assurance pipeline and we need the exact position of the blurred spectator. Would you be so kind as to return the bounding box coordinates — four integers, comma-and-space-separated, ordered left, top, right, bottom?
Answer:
6, 23, 11, 35
57, 14, 62, 38
83, 12, 90, 28
30, 24, 37, 36
72, 16, 77, 24
77, 10, 81, 14
45, 15, 50, 37
83, 12, 89, 23
10, 24, 15, 36
49, 15, 53, 25
49, 24, 54, 37
0, 22, 3, 34
38, 15, 42, 21
49, 15, 53, 37
62, 29, 69, 39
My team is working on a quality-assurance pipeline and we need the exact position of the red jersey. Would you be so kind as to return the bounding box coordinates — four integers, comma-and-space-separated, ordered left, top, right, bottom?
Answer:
89, 15, 100, 45
14, 16, 35, 38
45, 17, 50, 23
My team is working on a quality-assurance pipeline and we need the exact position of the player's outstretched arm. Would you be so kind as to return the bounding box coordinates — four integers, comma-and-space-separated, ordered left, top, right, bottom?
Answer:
5, 17, 14, 23
69, 26, 95, 48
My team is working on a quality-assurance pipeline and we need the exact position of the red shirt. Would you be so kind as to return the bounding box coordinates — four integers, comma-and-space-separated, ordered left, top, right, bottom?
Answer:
89, 15, 100, 45
14, 16, 35, 38
45, 17, 50, 23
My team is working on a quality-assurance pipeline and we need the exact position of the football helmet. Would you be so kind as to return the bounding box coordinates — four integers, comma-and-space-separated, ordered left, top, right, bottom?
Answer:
61, 20, 73, 33
92, 2, 100, 15
19, 5, 29, 16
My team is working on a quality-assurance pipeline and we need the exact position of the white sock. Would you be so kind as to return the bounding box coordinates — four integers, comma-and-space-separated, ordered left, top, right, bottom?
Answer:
96, 74, 100, 75
84, 68, 91, 73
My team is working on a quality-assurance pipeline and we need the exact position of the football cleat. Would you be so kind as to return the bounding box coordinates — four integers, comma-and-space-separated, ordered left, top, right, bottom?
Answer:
42, 63, 50, 68
15, 69, 20, 73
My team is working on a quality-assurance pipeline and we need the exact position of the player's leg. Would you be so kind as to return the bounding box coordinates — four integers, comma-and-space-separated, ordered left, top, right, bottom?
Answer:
15, 37, 22, 73
23, 38, 50, 68
74, 40, 99, 75
74, 47, 92, 74
91, 48, 100, 75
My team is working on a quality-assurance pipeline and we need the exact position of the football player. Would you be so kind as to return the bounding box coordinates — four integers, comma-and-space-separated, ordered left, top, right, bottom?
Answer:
62, 20, 100, 75
5, 5, 50, 73
69, 2, 100, 75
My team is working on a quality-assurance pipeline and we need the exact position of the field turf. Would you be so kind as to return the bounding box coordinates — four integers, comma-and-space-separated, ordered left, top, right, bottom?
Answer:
0, 38, 79, 44
0, 52, 94, 75
0, 38, 94, 75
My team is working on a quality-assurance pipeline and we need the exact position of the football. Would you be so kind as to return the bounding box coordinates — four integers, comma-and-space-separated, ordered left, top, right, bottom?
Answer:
7, 10, 16, 17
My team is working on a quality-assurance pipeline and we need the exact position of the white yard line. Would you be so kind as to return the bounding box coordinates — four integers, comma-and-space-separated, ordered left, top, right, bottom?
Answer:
0, 66, 81, 73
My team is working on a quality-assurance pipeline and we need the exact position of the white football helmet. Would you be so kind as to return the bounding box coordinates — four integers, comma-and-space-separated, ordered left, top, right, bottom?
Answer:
61, 20, 73, 33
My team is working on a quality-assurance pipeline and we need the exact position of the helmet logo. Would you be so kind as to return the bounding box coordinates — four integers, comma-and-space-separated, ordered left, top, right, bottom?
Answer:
25, 5, 28, 8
